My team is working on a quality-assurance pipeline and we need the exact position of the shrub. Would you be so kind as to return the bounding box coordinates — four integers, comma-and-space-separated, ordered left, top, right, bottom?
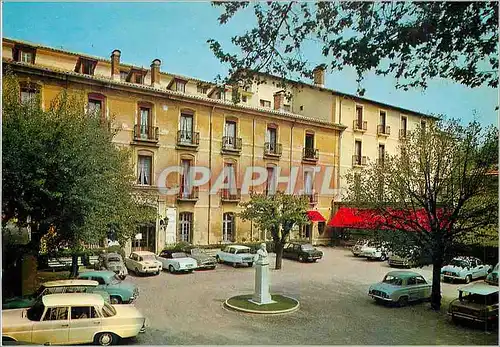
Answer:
163, 241, 192, 252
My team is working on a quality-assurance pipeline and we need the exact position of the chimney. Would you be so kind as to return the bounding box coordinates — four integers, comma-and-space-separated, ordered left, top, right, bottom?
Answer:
150, 59, 161, 87
273, 90, 285, 111
110, 49, 121, 81
313, 65, 325, 88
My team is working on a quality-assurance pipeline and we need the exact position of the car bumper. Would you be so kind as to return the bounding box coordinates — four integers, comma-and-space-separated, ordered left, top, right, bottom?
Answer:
140, 267, 161, 273
197, 263, 216, 269
388, 260, 410, 267
448, 312, 495, 323
442, 274, 464, 281
368, 294, 393, 302
178, 265, 196, 271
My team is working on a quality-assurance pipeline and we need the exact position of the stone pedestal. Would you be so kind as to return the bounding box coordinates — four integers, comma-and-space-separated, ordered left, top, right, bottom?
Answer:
249, 263, 275, 305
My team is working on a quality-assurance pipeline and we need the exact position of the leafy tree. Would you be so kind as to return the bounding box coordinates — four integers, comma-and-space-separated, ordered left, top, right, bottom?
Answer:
238, 192, 309, 269
2, 75, 156, 277
345, 120, 498, 310
208, 1, 498, 95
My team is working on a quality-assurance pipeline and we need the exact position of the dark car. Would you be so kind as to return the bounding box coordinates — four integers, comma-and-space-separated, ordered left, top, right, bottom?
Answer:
94, 252, 128, 279
283, 242, 323, 262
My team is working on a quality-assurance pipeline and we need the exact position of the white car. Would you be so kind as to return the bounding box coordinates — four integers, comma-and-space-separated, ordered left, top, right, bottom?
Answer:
156, 250, 198, 273
124, 251, 162, 275
215, 245, 254, 267
351, 239, 370, 257
2, 293, 145, 346
360, 241, 390, 261
441, 256, 492, 284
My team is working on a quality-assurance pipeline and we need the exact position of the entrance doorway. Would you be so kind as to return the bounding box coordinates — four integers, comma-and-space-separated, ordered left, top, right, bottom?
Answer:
132, 223, 156, 253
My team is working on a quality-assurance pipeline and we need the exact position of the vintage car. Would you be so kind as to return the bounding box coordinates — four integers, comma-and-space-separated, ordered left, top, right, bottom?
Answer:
388, 247, 432, 268
485, 263, 498, 285
283, 242, 323, 262
124, 251, 162, 276
448, 282, 499, 325
441, 256, 492, 283
94, 253, 128, 280
368, 270, 432, 306
351, 239, 370, 257
360, 241, 390, 261
77, 271, 138, 305
3, 280, 110, 310
156, 250, 198, 273
184, 248, 217, 270
215, 245, 254, 267
1, 293, 145, 346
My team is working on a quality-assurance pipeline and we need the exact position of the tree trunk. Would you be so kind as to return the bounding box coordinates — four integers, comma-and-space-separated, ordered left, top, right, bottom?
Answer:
274, 241, 284, 270
430, 257, 443, 311
70, 253, 79, 278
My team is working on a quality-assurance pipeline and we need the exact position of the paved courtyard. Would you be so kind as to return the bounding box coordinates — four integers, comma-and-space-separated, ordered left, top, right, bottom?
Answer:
124, 247, 497, 345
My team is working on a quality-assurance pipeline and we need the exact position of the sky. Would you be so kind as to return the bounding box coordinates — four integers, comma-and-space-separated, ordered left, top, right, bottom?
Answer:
2, 1, 498, 128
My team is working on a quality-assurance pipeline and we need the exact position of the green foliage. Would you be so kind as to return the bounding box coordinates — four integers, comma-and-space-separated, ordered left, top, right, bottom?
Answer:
238, 192, 309, 269
163, 241, 192, 252
2, 74, 155, 269
209, 2, 498, 95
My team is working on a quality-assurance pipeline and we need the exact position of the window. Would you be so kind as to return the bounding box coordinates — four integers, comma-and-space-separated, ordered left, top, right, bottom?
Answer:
87, 94, 105, 119
318, 221, 325, 234
135, 74, 144, 84
300, 105, 304, 111
92, 276, 106, 285
20, 86, 38, 104
415, 276, 427, 285
180, 159, 192, 197
304, 170, 313, 195
120, 70, 128, 81
355, 140, 362, 165
197, 85, 209, 94
407, 277, 417, 286
222, 213, 235, 242
283, 104, 291, 112
305, 133, 314, 149
13, 45, 36, 64
356, 106, 363, 124
179, 113, 194, 143
224, 162, 236, 191
75, 57, 97, 75
138, 105, 152, 139
137, 155, 152, 185
20, 51, 33, 63
175, 80, 186, 93
266, 166, 277, 195
401, 116, 408, 135
378, 144, 385, 163
179, 212, 193, 243
260, 99, 271, 108
379, 111, 386, 128
266, 126, 277, 152
44, 307, 69, 321
71, 306, 98, 320
224, 120, 237, 148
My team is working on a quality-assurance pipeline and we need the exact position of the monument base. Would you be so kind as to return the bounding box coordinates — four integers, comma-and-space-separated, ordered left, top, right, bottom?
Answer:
248, 298, 277, 306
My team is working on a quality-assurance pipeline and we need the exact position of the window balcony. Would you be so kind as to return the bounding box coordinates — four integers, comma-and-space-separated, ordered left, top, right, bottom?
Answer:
221, 136, 242, 154
353, 120, 367, 132
302, 192, 318, 206
264, 142, 282, 158
399, 129, 410, 140
352, 155, 367, 167
177, 186, 199, 202
377, 125, 391, 137
221, 188, 241, 202
302, 147, 319, 162
177, 130, 200, 149
133, 125, 159, 142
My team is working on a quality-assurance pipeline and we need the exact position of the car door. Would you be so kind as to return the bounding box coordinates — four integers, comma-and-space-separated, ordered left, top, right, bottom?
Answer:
31, 306, 70, 345
156, 251, 167, 269
283, 244, 292, 259
405, 276, 420, 301
68, 305, 101, 344
293, 244, 302, 260
90, 276, 107, 292
415, 276, 430, 299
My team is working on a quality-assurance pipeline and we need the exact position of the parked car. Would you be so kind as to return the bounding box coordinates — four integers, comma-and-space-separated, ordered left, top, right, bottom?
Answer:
448, 282, 499, 326
485, 263, 498, 285
441, 256, 492, 284
351, 239, 370, 257
360, 241, 390, 261
94, 253, 128, 279
156, 250, 198, 273
124, 251, 162, 276
283, 242, 323, 262
2, 280, 110, 310
368, 270, 432, 306
1, 293, 145, 346
215, 245, 254, 267
185, 248, 217, 270
77, 270, 138, 304
388, 247, 432, 268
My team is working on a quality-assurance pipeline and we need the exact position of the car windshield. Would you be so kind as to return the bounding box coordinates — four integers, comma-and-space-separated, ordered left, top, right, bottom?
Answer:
172, 252, 187, 258
109, 274, 121, 285
460, 292, 498, 305
237, 249, 250, 254
102, 302, 117, 317
301, 244, 314, 250
382, 275, 403, 286
108, 257, 121, 263
32, 285, 47, 298
450, 259, 468, 267
141, 254, 156, 261
27, 302, 45, 321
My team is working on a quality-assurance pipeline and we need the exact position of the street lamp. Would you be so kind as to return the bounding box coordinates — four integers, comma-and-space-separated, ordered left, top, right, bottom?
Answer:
159, 216, 169, 230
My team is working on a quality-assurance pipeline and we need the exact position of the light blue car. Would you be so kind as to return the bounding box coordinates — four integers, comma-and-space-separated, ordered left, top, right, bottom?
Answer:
78, 270, 138, 304
215, 245, 254, 268
441, 256, 492, 284
485, 263, 498, 285
368, 271, 432, 306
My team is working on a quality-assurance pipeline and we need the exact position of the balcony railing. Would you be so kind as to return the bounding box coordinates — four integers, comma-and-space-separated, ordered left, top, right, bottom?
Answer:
399, 129, 409, 139
302, 147, 319, 161
302, 192, 318, 205
377, 125, 391, 136
221, 136, 242, 153
264, 142, 282, 157
221, 188, 241, 202
177, 130, 200, 147
352, 155, 367, 167
133, 125, 159, 142
177, 186, 199, 202
353, 120, 367, 132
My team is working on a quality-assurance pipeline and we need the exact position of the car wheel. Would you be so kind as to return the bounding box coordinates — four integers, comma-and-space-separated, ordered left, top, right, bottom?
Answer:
232, 262, 238, 268
134, 267, 140, 276
155, 270, 160, 275
95, 332, 117, 346
465, 275, 472, 284
298, 255, 304, 262
380, 254, 387, 261
248, 262, 253, 267
169, 265, 175, 273
397, 296, 409, 307
209, 266, 216, 270
216, 256, 222, 264
110, 296, 122, 305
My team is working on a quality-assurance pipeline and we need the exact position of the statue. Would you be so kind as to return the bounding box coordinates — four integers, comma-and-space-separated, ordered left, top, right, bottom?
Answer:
250, 243, 275, 305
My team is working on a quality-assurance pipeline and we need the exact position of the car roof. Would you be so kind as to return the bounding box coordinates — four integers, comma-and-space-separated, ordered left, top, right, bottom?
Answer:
228, 245, 250, 250
42, 293, 104, 307
386, 271, 423, 278
43, 279, 98, 287
458, 282, 499, 295
103, 253, 121, 258
132, 251, 155, 255
79, 270, 115, 278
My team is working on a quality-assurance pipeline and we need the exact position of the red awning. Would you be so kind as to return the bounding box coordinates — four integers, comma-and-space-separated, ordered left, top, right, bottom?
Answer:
328, 207, 381, 229
306, 210, 326, 222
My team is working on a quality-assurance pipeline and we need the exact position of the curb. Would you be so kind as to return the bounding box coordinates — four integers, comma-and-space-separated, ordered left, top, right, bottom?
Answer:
224, 295, 300, 314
